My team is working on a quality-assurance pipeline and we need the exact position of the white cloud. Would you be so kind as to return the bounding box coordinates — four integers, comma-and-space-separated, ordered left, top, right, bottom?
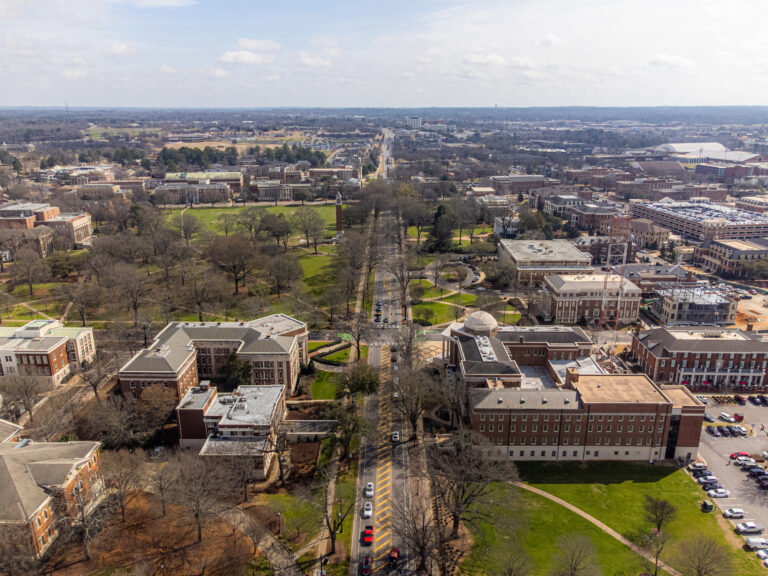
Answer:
463, 48, 508, 66
509, 56, 536, 70
536, 33, 566, 47
236, 38, 280, 51
299, 52, 331, 68
160, 64, 177, 74
61, 68, 88, 79
203, 67, 230, 78
124, 0, 197, 7
219, 50, 275, 64
645, 53, 694, 68
105, 41, 137, 56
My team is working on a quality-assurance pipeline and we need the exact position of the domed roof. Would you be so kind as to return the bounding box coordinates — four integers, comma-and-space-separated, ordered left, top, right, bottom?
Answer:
463, 311, 498, 334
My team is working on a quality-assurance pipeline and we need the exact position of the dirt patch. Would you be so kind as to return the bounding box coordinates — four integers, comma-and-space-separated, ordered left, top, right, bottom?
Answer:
286, 404, 328, 420
715, 513, 747, 551
291, 442, 320, 482
44, 491, 255, 576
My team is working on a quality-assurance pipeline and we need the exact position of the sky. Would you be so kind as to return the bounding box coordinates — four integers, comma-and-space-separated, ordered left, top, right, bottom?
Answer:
1, 0, 768, 108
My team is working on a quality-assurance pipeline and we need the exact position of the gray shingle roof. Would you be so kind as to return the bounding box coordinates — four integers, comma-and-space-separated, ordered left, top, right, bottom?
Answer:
637, 327, 768, 356
470, 387, 579, 410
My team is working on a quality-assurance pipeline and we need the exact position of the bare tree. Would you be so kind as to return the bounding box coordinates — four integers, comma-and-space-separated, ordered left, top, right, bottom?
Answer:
80, 351, 114, 402
644, 495, 677, 532
55, 488, 116, 562
386, 252, 419, 320
238, 206, 265, 243
102, 450, 146, 522
0, 372, 51, 425
225, 442, 263, 502
262, 427, 289, 487
392, 493, 437, 573
10, 247, 49, 296
550, 534, 601, 576
66, 283, 102, 327
675, 536, 732, 576
393, 369, 440, 440
170, 453, 233, 542
267, 254, 302, 298
209, 234, 258, 295
639, 530, 670, 576
430, 253, 449, 298
118, 263, 150, 327
428, 431, 517, 538
151, 457, 179, 517
394, 323, 421, 372
291, 207, 324, 249
186, 265, 227, 321
81, 395, 137, 448
217, 213, 238, 236
406, 199, 433, 250
344, 313, 370, 360
0, 524, 38, 576
328, 401, 374, 460
318, 468, 356, 556
308, 214, 326, 254
173, 212, 202, 247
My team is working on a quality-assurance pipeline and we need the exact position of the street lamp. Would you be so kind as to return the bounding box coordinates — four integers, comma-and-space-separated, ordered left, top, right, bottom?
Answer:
251, 559, 256, 576
277, 512, 281, 535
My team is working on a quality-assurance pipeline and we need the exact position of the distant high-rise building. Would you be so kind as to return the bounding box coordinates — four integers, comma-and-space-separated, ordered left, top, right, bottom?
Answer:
406, 115, 422, 130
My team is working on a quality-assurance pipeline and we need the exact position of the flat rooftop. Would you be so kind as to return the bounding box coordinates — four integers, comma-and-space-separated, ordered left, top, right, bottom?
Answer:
635, 201, 768, 226
499, 240, 592, 263
573, 374, 669, 405
204, 385, 284, 426
658, 288, 729, 305
176, 384, 216, 411
661, 386, 703, 408
545, 273, 640, 293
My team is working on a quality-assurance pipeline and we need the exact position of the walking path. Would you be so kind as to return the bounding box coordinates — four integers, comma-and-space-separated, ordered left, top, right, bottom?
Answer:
512, 483, 682, 576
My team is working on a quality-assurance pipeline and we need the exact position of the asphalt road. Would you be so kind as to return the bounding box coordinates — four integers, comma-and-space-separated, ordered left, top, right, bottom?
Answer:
697, 399, 768, 541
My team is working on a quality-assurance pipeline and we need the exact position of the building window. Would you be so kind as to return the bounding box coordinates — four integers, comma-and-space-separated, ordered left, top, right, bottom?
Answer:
489, 425, 494, 432
36, 518, 41, 527
479, 424, 485, 432
498, 425, 503, 432
519, 451, 524, 457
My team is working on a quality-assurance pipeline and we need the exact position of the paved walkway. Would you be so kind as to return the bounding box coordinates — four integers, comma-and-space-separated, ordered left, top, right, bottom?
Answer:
512, 483, 682, 576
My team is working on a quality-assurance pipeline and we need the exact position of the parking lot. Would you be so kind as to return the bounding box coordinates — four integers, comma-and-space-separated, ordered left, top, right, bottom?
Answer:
697, 399, 768, 543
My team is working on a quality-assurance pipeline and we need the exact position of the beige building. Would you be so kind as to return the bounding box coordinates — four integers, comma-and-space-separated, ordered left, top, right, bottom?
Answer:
630, 219, 670, 248
497, 240, 593, 287
540, 274, 642, 325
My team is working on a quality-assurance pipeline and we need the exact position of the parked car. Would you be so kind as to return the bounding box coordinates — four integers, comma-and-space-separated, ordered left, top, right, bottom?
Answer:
736, 426, 749, 437
704, 414, 715, 422
749, 468, 768, 477
391, 431, 400, 443
717, 426, 731, 437
732, 452, 751, 459
735, 395, 747, 405
697, 475, 718, 484
744, 466, 764, 475
388, 548, 401, 568
708, 488, 730, 498
734, 412, 745, 422
724, 508, 745, 519
701, 482, 723, 491
736, 457, 757, 467
719, 412, 736, 423
696, 395, 708, 404
692, 469, 712, 478
361, 526, 373, 546
363, 502, 373, 519
689, 462, 708, 471
738, 522, 764, 534
746, 537, 768, 550
706, 426, 721, 437
364, 482, 374, 498
749, 395, 762, 405
758, 549, 768, 561
727, 425, 742, 436
361, 555, 372, 576
759, 395, 768, 405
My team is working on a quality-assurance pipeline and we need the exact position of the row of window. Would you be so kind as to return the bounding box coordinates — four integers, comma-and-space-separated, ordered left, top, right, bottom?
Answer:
478, 413, 663, 423
512, 449, 647, 458
500, 436, 660, 447
479, 423, 663, 434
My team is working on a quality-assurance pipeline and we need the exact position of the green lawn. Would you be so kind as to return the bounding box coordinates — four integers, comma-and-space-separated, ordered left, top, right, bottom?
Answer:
311, 371, 337, 400
165, 204, 337, 237
411, 279, 443, 300
10, 282, 60, 298
261, 491, 324, 552
503, 311, 522, 325
323, 346, 351, 363
518, 462, 765, 575
411, 301, 456, 325
308, 340, 333, 353
443, 292, 477, 307
464, 486, 649, 575
297, 250, 337, 299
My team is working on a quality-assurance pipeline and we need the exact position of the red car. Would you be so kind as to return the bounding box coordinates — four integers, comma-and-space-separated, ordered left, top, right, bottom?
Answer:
734, 413, 745, 422
361, 555, 372, 575
362, 526, 373, 546
389, 547, 400, 567
731, 452, 750, 459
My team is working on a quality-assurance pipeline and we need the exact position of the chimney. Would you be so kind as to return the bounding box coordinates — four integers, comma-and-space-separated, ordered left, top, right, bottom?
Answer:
565, 367, 579, 388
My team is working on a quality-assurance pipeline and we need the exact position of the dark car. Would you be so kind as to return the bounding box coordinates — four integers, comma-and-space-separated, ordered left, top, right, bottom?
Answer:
749, 395, 761, 405
727, 425, 741, 436
361, 555, 372, 575
749, 468, 768, 477
717, 426, 731, 437
745, 466, 763, 475
362, 526, 373, 546
759, 395, 768, 405
388, 548, 400, 568
701, 482, 722, 491
704, 414, 715, 423
758, 482, 768, 490
692, 469, 712, 478
734, 395, 746, 405
706, 426, 721, 437
759, 477, 768, 487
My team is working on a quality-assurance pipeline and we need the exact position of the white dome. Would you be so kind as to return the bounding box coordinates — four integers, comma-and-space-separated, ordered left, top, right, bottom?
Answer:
463, 311, 498, 335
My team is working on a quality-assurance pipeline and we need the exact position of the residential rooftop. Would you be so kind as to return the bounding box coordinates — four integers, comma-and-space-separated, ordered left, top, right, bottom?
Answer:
203, 385, 284, 427
572, 374, 670, 405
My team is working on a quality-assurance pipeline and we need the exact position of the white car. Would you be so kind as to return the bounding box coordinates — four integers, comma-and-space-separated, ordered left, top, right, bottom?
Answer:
724, 508, 745, 519
392, 431, 400, 443
757, 549, 768, 561
363, 502, 373, 518
708, 488, 730, 498
736, 457, 756, 467
364, 482, 374, 498
737, 522, 763, 534
696, 395, 708, 404
688, 462, 707, 471
697, 475, 717, 484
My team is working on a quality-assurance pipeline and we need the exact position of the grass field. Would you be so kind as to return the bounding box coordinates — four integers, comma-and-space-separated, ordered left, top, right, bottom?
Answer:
311, 371, 337, 400
308, 341, 333, 353
84, 125, 161, 139
165, 204, 338, 238
411, 301, 456, 325
411, 279, 443, 300
443, 292, 477, 307
298, 250, 337, 299
260, 492, 324, 552
323, 346, 351, 363
464, 486, 647, 575
518, 462, 765, 575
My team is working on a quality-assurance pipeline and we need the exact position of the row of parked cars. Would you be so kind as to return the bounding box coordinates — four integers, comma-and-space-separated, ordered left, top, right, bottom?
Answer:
705, 423, 748, 438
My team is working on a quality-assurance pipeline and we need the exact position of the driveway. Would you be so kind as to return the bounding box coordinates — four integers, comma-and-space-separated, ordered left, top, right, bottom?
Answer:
697, 399, 768, 536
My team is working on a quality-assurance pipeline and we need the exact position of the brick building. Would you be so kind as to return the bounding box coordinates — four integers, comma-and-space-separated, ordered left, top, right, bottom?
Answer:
630, 219, 670, 248
572, 236, 637, 266
164, 171, 243, 194
443, 312, 704, 462
497, 240, 593, 287
736, 196, 768, 214
0, 438, 102, 557
176, 382, 286, 478
153, 182, 231, 205
631, 327, 768, 391
651, 286, 737, 326
539, 273, 642, 325
693, 237, 768, 278
569, 203, 616, 232
0, 320, 96, 386
490, 175, 554, 194
119, 314, 308, 402
0, 203, 92, 248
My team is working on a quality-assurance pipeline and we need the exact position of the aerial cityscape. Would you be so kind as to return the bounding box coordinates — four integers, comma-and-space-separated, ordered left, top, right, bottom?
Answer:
5, 1, 768, 576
